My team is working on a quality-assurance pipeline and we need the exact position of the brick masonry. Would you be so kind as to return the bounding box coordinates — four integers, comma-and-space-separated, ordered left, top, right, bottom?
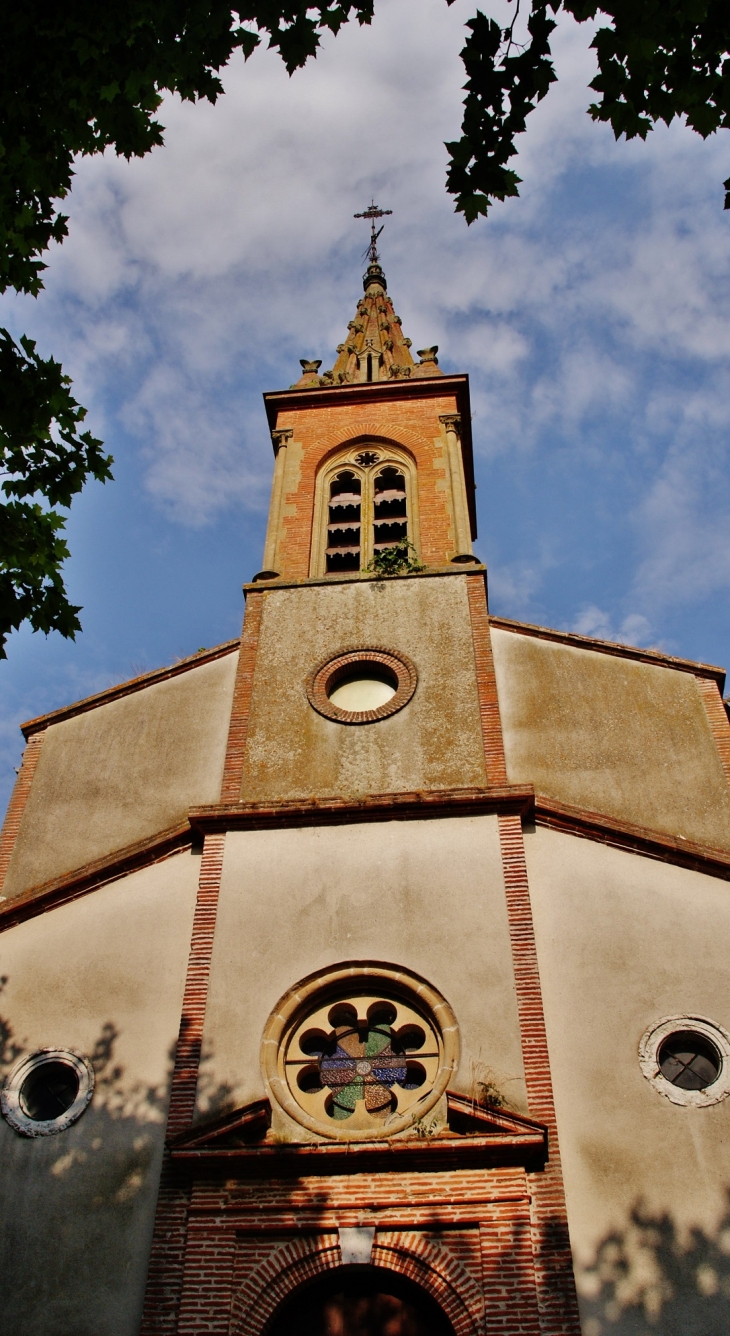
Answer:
140, 384, 583, 1336
271, 394, 464, 576
696, 675, 730, 789
0, 731, 45, 895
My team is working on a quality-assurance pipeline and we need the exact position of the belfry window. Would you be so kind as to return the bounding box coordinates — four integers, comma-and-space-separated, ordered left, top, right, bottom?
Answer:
373, 467, 408, 553
326, 471, 362, 572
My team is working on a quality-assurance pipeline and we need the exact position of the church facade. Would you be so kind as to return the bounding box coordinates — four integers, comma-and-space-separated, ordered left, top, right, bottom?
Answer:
1, 243, 730, 1336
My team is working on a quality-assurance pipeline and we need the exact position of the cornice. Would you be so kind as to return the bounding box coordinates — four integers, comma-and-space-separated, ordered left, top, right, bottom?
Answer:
533, 796, 730, 880
0, 821, 193, 930
169, 1092, 548, 1177
244, 563, 485, 595
189, 785, 535, 835
489, 615, 725, 688
20, 640, 240, 739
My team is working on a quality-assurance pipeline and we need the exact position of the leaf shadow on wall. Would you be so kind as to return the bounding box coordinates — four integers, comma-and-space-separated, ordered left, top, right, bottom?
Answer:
579, 1199, 730, 1336
0, 997, 233, 1336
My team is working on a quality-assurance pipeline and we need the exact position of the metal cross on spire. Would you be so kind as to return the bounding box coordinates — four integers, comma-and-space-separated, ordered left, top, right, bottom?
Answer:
354, 201, 392, 264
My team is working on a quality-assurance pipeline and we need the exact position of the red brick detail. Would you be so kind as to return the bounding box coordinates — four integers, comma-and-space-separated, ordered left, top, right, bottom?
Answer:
221, 592, 264, 803
0, 821, 192, 931
535, 795, 730, 881
140, 832, 227, 1334
176, 1221, 237, 1334
373, 1230, 481, 1336
307, 646, 417, 724
498, 815, 581, 1336
167, 832, 226, 1138
0, 731, 45, 893
479, 1209, 542, 1336
696, 675, 730, 788
488, 614, 725, 686
268, 389, 468, 576
465, 575, 508, 785
21, 639, 240, 737
230, 1234, 340, 1336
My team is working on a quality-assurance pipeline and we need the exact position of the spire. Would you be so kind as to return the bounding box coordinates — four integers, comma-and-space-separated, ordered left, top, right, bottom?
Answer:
292, 205, 443, 388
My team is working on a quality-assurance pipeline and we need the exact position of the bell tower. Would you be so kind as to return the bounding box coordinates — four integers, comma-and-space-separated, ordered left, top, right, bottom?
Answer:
257, 215, 477, 583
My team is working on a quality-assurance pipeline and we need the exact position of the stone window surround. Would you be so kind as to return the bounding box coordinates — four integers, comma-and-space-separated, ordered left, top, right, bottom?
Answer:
261, 961, 459, 1142
309, 441, 421, 579
1, 1047, 95, 1136
638, 1015, 730, 1107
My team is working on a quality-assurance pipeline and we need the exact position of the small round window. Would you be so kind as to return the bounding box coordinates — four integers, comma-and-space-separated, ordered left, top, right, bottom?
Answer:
307, 648, 417, 724
2, 1049, 94, 1136
639, 1017, 730, 1107
262, 963, 459, 1141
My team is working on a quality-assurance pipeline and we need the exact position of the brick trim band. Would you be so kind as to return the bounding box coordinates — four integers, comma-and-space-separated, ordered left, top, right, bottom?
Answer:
535, 794, 730, 881
465, 577, 508, 785
21, 640, 240, 738
498, 814, 582, 1336
489, 615, 725, 686
221, 591, 264, 803
696, 675, 730, 789
140, 832, 227, 1334
0, 821, 192, 931
0, 732, 45, 894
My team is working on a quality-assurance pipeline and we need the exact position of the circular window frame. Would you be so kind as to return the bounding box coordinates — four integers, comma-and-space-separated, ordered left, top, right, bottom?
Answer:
261, 961, 459, 1141
306, 647, 417, 725
638, 1016, 730, 1107
1, 1048, 95, 1136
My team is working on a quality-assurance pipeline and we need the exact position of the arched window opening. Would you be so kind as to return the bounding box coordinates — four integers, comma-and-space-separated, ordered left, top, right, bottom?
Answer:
367, 353, 373, 382
373, 467, 407, 553
326, 471, 362, 572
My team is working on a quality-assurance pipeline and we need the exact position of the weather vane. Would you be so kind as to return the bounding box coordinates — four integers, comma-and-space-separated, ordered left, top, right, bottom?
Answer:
354, 200, 392, 264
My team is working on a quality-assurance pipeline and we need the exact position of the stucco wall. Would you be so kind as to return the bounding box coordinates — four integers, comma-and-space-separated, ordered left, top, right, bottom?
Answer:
492, 629, 730, 850
240, 575, 486, 802
524, 827, 730, 1329
195, 815, 528, 1122
3, 651, 238, 900
0, 853, 198, 1336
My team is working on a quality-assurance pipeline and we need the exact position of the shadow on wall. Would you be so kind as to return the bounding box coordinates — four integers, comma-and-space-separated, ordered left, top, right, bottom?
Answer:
579, 1200, 730, 1336
0, 987, 232, 1336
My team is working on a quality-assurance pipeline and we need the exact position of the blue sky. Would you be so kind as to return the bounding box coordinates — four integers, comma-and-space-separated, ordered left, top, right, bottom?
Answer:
1, 0, 730, 811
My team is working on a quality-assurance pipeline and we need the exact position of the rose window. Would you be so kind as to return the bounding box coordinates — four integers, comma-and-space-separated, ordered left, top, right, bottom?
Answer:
285, 995, 441, 1132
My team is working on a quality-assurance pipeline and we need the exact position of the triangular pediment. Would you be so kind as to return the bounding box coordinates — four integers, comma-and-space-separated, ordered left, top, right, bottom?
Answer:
169, 1092, 547, 1175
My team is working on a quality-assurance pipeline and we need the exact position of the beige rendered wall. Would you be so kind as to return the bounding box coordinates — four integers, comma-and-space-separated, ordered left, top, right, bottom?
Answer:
195, 815, 528, 1122
492, 628, 730, 851
524, 826, 730, 1332
3, 651, 238, 900
0, 852, 198, 1336
240, 574, 487, 803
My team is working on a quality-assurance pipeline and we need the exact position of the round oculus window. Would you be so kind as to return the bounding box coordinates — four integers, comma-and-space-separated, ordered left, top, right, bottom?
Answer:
1, 1049, 94, 1136
639, 1016, 730, 1107
262, 962, 459, 1140
306, 648, 417, 724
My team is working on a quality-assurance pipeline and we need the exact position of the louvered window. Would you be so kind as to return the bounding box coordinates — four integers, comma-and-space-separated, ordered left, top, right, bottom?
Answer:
373, 467, 408, 552
326, 471, 362, 572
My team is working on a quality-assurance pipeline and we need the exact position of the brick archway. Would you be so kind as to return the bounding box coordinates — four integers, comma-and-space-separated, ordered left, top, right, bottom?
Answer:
230, 1234, 479, 1336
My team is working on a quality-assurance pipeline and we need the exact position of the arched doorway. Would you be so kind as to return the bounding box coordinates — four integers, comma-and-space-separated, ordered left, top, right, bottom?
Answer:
265, 1265, 455, 1336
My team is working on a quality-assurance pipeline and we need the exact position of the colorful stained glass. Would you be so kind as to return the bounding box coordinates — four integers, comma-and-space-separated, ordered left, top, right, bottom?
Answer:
291, 1002, 434, 1122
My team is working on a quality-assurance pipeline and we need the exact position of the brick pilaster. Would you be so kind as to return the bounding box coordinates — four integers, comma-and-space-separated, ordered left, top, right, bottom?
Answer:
465, 575, 508, 785
220, 591, 264, 803
498, 815, 582, 1336
0, 731, 45, 893
696, 675, 730, 788
140, 832, 227, 1334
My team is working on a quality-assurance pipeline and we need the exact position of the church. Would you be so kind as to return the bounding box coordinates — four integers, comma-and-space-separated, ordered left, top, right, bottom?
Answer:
1, 216, 729, 1336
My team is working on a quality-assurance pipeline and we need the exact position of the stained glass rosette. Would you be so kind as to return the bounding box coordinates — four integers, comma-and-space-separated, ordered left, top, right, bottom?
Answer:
284, 995, 441, 1131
